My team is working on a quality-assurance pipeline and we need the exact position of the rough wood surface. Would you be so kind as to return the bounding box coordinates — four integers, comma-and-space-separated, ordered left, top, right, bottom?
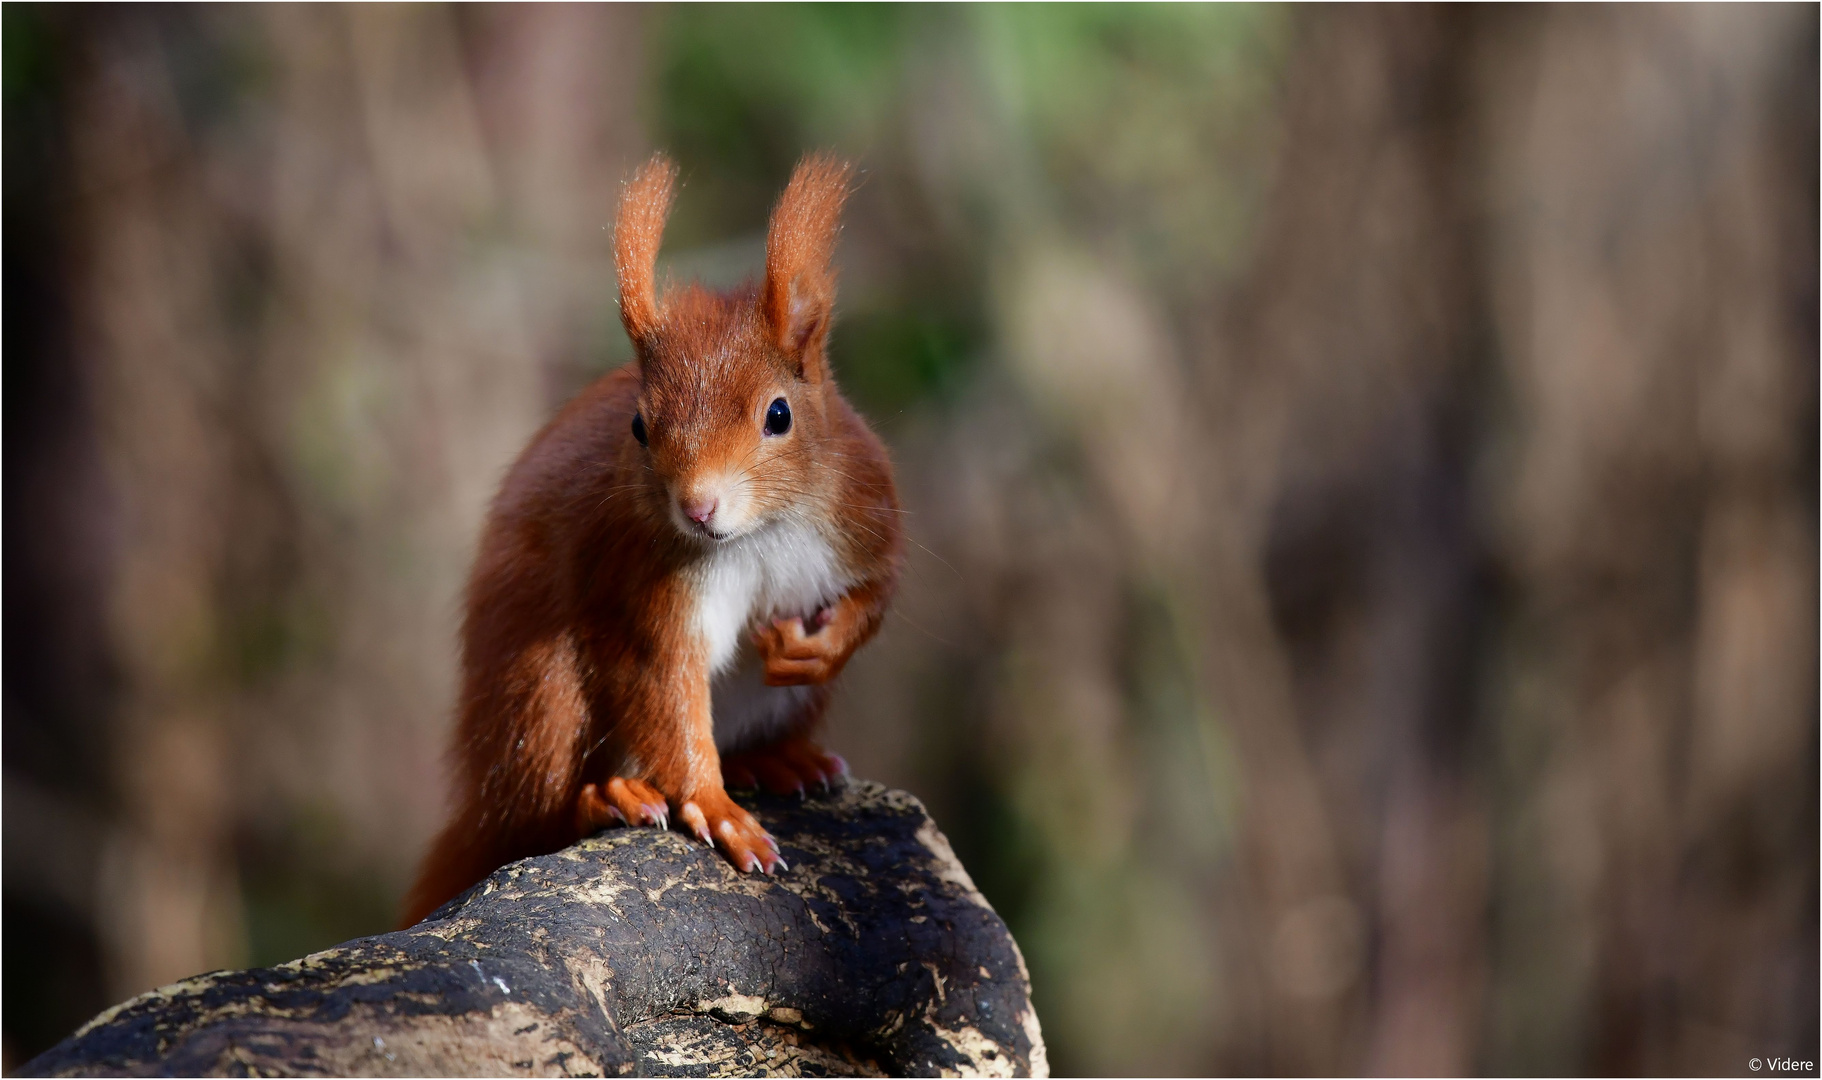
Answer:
24, 782, 1047, 1078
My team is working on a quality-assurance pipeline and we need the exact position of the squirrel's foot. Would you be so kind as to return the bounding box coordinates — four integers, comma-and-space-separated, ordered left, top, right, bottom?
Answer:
575, 777, 669, 835
676, 789, 786, 874
722, 736, 848, 798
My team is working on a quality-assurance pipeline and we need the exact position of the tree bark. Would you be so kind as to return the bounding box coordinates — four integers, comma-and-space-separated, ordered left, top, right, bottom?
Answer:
24, 782, 1047, 1078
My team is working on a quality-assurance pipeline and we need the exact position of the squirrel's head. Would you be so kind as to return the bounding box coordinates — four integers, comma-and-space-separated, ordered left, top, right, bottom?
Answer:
613, 153, 854, 543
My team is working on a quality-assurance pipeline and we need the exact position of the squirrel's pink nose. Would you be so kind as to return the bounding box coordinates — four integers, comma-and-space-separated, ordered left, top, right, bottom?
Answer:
683, 497, 717, 525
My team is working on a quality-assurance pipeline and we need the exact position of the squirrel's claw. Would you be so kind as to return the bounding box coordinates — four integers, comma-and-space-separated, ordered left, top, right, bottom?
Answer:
677, 801, 713, 847
587, 777, 671, 832
679, 792, 778, 875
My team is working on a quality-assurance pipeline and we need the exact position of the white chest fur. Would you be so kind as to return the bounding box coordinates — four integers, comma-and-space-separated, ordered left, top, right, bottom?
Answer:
690, 519, 848, 675
688, 519, 850, 751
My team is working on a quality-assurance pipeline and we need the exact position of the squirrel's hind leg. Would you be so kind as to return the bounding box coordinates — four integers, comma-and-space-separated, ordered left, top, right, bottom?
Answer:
717, 673, 845, 797
722, 728, 848, 797
717, 692, 845, 790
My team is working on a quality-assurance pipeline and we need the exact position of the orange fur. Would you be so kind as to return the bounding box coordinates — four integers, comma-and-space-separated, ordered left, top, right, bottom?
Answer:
763, 153, 853, 361
403, 154, 900, 926
614, 155, 678, 344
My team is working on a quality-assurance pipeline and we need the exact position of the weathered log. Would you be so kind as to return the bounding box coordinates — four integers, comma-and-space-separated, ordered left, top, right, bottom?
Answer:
24, 782, 1047, 1078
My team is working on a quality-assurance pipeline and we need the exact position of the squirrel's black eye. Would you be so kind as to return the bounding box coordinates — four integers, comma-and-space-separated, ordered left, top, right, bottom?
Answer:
631, 412, 648, 447
764, 397, 792, 437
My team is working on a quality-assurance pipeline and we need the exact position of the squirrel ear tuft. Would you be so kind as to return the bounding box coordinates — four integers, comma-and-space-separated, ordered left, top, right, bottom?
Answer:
763, 153, 854, 378
615, 154, 679, 347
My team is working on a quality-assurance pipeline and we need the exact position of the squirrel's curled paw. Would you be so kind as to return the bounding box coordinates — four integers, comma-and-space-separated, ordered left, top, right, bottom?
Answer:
753, 611, 851, 686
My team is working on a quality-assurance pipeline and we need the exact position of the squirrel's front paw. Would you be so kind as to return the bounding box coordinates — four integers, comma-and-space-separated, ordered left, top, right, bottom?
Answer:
677, 789, 786, 874
753, 613, 850, 686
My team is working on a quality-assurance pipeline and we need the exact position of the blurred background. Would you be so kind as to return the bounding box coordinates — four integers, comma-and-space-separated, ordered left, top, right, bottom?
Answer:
4, 4, 1816, 1074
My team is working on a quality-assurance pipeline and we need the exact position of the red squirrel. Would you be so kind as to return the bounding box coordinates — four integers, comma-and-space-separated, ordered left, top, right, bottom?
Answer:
402, 154, 901, 926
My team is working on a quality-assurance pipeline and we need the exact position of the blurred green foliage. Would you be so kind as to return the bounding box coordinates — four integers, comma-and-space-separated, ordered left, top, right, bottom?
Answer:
653, 5, 981, 422
3, 5, 55, 107
654, 5, 906, 235
649, 2, 1286, 421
